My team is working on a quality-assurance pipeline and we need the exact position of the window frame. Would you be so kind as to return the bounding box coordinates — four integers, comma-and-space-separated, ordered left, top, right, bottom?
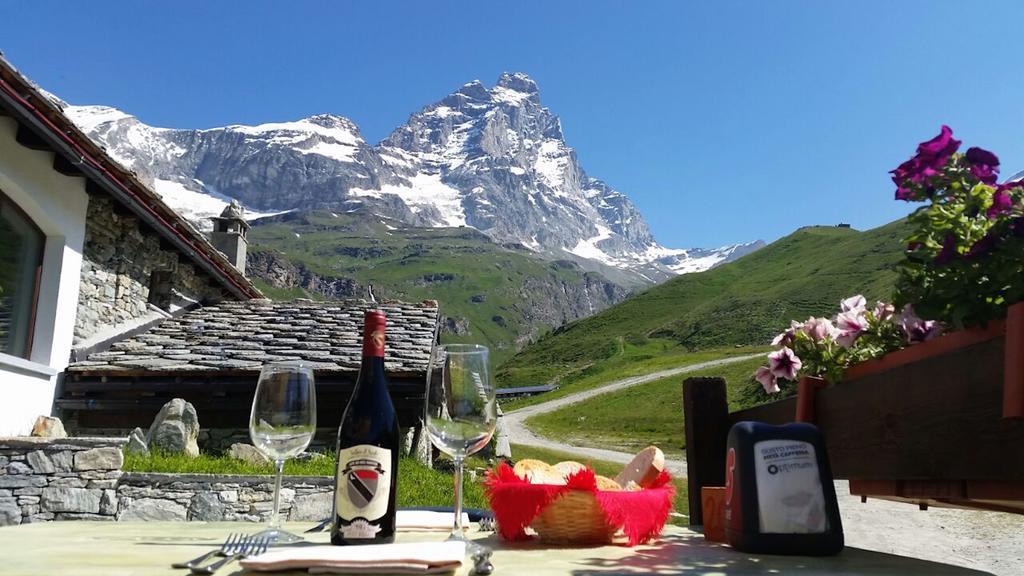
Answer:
0, 188, 45, 359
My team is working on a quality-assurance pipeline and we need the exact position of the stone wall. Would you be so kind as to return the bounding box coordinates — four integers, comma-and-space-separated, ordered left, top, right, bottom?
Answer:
74, 195, 226, 344
0, 437, 124, 525
0, 437, 332, 526
117, 474, 331, 522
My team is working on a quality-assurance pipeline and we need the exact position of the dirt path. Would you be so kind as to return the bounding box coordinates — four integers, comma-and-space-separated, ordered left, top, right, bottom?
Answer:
504, 353, 763, 476
504, 354, 1024, 575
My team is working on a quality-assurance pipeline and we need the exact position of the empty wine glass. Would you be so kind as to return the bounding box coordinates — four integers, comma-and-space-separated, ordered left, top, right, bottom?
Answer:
425, 344, 497, 540
250, 360, 317, 544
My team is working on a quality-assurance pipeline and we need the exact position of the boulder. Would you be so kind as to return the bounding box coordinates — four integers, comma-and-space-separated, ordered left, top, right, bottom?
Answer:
30, 416, 67, 438
146, 399, 200, 457
124, 427, 148, 455
227, 443, 269, 466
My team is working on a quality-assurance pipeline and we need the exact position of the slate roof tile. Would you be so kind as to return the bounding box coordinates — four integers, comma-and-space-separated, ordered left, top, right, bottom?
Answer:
68, 299, 440, 376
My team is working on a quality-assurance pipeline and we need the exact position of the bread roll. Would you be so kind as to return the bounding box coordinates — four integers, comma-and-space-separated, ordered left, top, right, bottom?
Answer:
513, 459, 565, 485
614, 446, 665, 488
595, 475, 623, 491
553, 461, 587, 479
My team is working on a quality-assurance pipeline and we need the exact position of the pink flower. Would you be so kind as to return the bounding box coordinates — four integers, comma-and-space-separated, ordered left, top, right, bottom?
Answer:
768, 347, 802, 381
873, 302, 895, 322
841, 295, 867, 313
802, 317, 838, 342
754, 366, 780, 394
835, 310, 867, 348
896, 305, 943, 343
771, 320, 804, 347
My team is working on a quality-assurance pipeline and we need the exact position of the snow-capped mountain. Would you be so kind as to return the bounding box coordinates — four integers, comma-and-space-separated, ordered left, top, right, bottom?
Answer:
51, 74, 762, 282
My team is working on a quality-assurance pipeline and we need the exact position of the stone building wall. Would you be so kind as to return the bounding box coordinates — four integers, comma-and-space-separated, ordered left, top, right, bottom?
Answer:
74, 195, 226, 344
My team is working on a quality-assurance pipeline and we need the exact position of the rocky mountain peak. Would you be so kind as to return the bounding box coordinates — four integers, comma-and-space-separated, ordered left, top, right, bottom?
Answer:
496, 72, 540, 96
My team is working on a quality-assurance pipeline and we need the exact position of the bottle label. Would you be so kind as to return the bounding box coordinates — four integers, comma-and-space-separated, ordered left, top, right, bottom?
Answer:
336, 445, 392, 532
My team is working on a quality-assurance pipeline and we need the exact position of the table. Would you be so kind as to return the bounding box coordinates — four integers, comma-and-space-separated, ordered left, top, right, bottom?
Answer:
0, 521, 989, 575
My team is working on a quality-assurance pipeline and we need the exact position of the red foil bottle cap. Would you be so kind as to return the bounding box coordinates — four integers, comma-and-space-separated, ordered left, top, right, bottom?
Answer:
363, 309, 386, 357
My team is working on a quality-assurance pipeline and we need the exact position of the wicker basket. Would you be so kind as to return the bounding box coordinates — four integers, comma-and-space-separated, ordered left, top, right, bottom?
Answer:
530, 489, 619, 544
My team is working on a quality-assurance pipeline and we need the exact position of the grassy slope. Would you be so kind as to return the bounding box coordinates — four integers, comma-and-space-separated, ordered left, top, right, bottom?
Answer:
499, 220, 909, 389
247, 211, 614, 366
526, 356, 766, 458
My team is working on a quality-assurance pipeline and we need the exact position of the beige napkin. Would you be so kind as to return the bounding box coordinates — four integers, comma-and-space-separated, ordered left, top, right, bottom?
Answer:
396, 510, 470, 531
239, 541, 466, 574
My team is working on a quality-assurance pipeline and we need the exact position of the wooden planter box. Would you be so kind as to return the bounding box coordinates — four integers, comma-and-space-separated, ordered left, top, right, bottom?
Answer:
683, 303, 1024, 524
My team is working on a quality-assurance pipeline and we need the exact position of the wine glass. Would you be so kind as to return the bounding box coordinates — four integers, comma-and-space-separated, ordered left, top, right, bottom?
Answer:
250, 360, 317, 544
425, 344, 497, 540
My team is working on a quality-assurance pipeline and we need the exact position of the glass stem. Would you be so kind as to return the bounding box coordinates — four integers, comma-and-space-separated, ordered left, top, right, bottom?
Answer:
452, 456, 465, 539
270, 459, 284, 530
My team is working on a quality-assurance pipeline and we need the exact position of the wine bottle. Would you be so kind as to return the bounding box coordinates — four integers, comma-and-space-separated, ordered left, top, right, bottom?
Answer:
331, 309, 400, 545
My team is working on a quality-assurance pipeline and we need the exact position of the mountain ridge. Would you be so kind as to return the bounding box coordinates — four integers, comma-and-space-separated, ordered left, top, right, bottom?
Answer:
48, 74, 762, 284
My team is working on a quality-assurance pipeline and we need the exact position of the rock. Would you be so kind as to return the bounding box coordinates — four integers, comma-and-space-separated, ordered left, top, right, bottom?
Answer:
0, 476, 46, 489
288, 492, 331, 521
147, 399, 200, 457
188, 492, 224, 521
124, 427, 149, 455
6, 461, 32, 475
0, 503, 21, 526
30, 416, 67, 438
50, 451, 74, 473
100, 490, 118, 515
218, 490, 238, 503
227, 443, 269, 465
119, 498, 187, 521
26, 450, 56, 474
41, 487, 101, 513
440, 316, 471, 336
74, 448, 124, 471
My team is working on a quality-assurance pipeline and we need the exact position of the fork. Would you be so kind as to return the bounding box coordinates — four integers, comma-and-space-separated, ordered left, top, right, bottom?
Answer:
190, 535, 270, 575
172, 533, 246, 569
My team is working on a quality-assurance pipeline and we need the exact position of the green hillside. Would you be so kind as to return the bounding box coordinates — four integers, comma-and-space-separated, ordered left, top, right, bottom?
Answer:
498, 220, 911, 388
246, 210, 627, 366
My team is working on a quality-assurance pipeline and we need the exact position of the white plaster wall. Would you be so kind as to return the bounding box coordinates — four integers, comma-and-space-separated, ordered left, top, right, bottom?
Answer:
0, 117, 89, 436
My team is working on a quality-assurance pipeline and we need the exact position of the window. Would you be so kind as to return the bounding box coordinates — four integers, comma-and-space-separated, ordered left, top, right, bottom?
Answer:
0, 190, 44, 359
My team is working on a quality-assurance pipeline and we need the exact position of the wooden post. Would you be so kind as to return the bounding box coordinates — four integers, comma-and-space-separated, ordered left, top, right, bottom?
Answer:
683, 377, 730, 528
1004, 302, 1024, 419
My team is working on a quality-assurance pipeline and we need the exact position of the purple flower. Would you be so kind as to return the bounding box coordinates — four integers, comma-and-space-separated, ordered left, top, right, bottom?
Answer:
873, 301, 895, 322
988, 190, 1013, 219
1013, 216, 1024, 237
754, 366, 780, 394
965, 147, 999, 185
841, 295, 867, 313
896, 305, 943, 343
934, 234, 958, 265
771, 320, 804, 347
768, 347, 803, 381
917, 125, 961, 159
835, 310, 867, 348
802, 317, 838, 342
967, 233, 999, 259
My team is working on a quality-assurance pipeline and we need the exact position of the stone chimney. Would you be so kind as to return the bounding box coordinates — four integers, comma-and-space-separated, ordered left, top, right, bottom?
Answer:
209, 200, 249, 275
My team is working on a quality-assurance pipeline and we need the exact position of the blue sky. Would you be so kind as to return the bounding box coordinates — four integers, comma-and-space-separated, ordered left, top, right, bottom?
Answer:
4, 1, 1024, 249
